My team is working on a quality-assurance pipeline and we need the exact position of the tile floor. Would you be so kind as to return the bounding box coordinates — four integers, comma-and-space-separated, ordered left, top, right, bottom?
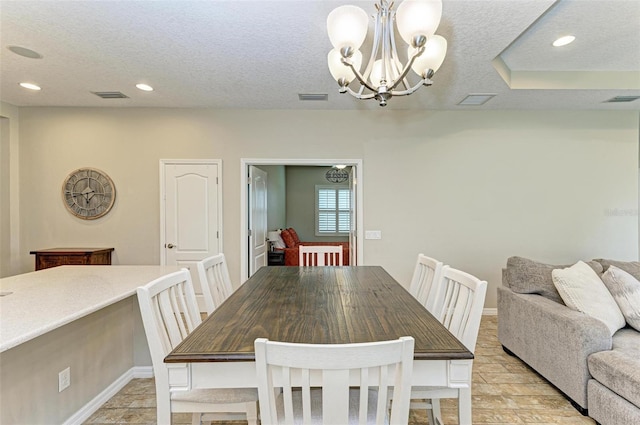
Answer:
83, 316, 596, 424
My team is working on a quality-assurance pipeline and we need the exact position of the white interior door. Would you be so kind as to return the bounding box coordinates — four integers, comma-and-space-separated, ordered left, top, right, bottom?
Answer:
248, 165, 268, 276
161, 160, 222, 310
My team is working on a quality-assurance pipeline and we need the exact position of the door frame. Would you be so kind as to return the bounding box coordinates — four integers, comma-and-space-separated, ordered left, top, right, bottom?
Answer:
159, 159, 223, 265
240, 158, 364, 283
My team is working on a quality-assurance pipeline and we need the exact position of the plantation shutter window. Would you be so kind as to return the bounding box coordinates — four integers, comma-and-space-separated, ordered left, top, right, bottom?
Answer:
316, 185, 350, 236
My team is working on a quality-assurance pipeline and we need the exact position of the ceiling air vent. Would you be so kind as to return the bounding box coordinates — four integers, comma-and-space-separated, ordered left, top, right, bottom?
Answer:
458, 94, 496, 106
92, 91, 129, 99
298, 93, 328, 101
604, 96, 640, 103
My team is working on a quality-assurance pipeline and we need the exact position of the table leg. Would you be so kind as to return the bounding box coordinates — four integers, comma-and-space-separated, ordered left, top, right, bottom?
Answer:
458, 387, 472, 425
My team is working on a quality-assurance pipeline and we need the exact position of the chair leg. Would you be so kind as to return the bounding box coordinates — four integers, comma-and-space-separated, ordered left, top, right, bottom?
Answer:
458, 388, 472, 425
201, 414, 214, 425
156, 392, 172, 425
245, 401, 259, 425
410, 398, 437, 425
191, 412, 201, 425
429, 399, 440, 425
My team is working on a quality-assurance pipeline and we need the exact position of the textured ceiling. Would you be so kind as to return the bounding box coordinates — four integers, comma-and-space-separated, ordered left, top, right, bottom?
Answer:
1, 0, 639, 110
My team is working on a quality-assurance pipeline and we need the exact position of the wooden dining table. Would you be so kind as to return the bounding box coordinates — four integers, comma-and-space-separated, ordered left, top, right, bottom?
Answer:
165, 266, 474, 420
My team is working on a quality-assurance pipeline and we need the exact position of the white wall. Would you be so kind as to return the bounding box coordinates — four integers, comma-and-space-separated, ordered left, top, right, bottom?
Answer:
0, 102, 20, 277
12, 108, 639, 308
0, 117, 9, 276
363, 112, 639, 301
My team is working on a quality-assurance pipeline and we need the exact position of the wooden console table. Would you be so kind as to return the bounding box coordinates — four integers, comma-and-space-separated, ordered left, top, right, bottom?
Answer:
29, 248, 114, 271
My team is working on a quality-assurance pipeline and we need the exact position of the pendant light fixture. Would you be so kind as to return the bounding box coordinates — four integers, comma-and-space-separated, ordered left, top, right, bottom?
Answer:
327, 0, 447, 107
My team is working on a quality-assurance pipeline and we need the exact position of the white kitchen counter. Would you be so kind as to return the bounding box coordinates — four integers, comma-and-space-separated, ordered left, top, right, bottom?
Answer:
0, 265, 180, 352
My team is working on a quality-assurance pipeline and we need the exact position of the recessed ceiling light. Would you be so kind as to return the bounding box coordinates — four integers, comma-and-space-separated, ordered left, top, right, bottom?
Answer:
458, 94, 495, 106
552, 35, 575, 47
7, 45, 43, 59
19, 82, 41, 91
136, 83, 153, 92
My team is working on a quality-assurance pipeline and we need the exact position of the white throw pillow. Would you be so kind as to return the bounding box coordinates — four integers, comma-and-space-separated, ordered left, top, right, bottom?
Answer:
552, 261, 626, 336
601, 265, 640, 332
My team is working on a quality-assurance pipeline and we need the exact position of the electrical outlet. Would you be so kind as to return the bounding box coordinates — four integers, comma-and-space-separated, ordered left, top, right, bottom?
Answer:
58, 367, 70, 392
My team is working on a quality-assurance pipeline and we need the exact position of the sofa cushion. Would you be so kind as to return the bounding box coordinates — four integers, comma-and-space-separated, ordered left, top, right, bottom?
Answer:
588, 328, 640, 409
504, 256, 603, 304
601, 266, 640, 331
594, 259, 640, 280
587, 380, 640, 425
280, 229, 296, 248
552, 261, 625, 336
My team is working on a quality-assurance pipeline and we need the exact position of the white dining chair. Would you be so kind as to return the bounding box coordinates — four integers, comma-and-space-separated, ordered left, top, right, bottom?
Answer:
255, 336, 414, 425
136, 269, 258, 425
196, 253, 234, 315
299, 245, 343, 266
408, 254, 446, 314
410, 267, 487, 425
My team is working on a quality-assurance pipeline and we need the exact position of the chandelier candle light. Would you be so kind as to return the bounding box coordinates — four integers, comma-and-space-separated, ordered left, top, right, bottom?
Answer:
327, 0, 447, 106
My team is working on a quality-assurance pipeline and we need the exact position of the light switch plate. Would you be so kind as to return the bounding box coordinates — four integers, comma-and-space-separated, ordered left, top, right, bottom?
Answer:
365, 230, 382, 239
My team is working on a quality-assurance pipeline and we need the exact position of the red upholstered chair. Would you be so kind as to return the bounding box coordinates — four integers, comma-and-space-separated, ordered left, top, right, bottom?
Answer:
280, 229, 296, 248
288, 227, 301, 245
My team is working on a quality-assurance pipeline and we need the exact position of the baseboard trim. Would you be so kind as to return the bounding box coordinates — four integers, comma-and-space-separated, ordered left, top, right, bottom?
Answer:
132, 365, 154, 378
483, 308, 497, 315
62, 366, 154, 425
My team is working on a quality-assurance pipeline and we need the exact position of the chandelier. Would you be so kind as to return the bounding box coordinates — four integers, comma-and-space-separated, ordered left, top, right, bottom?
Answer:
326, 0, 447, 107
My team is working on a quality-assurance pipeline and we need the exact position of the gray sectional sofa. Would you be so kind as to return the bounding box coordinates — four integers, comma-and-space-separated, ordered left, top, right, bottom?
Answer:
497, 257, 640, 425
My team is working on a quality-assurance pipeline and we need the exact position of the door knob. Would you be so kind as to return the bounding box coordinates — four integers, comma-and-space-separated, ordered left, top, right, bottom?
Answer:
166, 243, 176, 249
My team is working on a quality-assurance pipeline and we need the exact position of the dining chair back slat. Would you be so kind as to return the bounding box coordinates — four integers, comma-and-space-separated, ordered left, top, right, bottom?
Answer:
431, 267, 487, 352
255, 336, 415, 425
299, 245, 344, 266
408, 254, 445, 313
197, 253, 234, 315
144, 270, 202, 354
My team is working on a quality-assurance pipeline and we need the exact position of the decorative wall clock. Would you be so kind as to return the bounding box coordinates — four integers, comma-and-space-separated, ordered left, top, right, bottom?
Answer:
325, 168, 349, 183
62, 168, 116, 219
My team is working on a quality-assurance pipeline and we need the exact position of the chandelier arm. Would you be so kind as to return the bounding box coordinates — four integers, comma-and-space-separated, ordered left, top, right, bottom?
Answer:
342, 59, 378, 92
360, 6, 384, 84
345, 86, 376, 100
390, 78, 430, 96
388, 46, 425, 91
388, 18, 410, 91
381, 5, 391, 85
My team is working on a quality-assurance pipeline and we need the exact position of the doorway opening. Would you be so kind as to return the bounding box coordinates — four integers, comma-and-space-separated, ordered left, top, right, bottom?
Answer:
240, 158, 364, 282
